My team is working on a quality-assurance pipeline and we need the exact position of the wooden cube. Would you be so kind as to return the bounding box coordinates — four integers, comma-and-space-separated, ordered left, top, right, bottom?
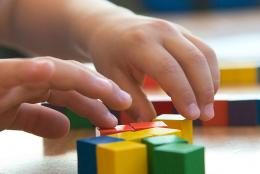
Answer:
130, 121, 168, 131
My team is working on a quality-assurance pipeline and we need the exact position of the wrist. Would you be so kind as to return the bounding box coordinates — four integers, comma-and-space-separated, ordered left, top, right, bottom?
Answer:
68, 1, 135, 59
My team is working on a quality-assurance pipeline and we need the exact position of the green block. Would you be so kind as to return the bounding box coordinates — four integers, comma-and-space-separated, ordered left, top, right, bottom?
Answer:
142, 135, 188, 174
153, 143, 205, 174
65, 108, 93, 129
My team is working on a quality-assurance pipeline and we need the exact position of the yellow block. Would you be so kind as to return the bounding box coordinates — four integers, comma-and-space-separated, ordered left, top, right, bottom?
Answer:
109, 128, 181, 142
220, 66, 257, 85
97, 141, 147, 174
154, 114, 193, 143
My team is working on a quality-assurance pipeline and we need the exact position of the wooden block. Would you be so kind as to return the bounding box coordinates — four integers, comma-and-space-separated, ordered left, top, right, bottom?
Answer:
153, 143, 205, 174
119, 111, 135, 125
97, 141, 147, 174
109, 128, 181, 142
193, 119, 201, 126
152, 100, 177, 115
221, 66, 257, 85
202, 100, 228, 126
154, 114, 193, 143
142, 135, 188, 174
65, 108, 93, 129
77, 136, 124, 174
130, 121, 168, 131
97, 125, 134, 136
228, 100, 258, 126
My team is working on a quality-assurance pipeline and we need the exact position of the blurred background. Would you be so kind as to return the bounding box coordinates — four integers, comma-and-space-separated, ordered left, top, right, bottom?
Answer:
1, 0, 260, 63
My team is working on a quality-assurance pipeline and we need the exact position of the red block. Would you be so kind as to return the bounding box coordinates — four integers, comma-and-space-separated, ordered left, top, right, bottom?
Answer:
98, 125, 134, 136
130, 121, 168, 131
152, 100, 177, 115
202, 100, 228, 126
119, 111, 135, 125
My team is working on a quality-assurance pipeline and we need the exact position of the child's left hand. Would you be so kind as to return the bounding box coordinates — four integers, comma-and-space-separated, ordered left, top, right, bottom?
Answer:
76, 15, 219, 122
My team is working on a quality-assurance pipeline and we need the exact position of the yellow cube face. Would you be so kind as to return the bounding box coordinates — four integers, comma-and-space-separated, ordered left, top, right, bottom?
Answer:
220, 66, 257, 85
154, 114, 193, 143
97, 141, 147, 174
109, 128, 181, 142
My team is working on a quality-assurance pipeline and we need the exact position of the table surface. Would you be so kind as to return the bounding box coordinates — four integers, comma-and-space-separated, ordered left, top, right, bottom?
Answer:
1, 9, 260, 174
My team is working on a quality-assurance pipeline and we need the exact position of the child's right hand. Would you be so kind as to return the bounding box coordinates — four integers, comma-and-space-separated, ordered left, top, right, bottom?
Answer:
0, 57, 132, 138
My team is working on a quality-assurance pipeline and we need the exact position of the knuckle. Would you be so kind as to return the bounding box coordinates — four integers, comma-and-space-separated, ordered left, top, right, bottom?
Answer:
204, 47, 217, 60
123, 28, 150, 45
150, 19, 177, 33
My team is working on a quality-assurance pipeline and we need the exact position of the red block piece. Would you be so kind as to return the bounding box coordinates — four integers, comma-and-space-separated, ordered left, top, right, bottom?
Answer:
119, 111, 135, 124
202, 100, 228, 126
98, 125, 134, 136
130, 121, 168, 131
152, 100, 177, 115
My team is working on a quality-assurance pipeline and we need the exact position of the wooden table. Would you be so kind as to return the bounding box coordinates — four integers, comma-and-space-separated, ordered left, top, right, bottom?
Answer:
1, 9, 260, 174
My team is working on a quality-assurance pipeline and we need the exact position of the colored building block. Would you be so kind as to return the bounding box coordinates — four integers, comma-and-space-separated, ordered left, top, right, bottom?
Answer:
202, 100, 228, 126
119, 111, 135, 125
97, 125, 134, 136
142, 0, 193, 12
228, 100, 258, 126
109, 128, 181, 142
65, 108, 93, 129
142, 135, 188, 174
130, 121, 168, 131
220, 66, 257, 85
153, 143, 205, 174
193, 119, 201, 126
154, 114, 193, 143
77, 136, 124, 174
257, 67, 260, 83
97, 141, 147, 174
152, 100, 177, 115
256, 100, 260, 125
211, 0, 257, 9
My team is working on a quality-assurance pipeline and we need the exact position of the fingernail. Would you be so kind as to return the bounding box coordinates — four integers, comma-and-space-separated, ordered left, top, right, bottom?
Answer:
203, 103, 214, 119
187, 103, 200, 119
119, 91, 132, 104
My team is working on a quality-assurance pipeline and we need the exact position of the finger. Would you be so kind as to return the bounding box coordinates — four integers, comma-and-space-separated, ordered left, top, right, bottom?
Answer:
135, 45, 200, 120
101, 68, 156, 122
183, 33, 220, 93
164, 34, 215, 120
47, 90, 118, 128
0, 57, 132, 110
9, 103, 69, 139
0, 58, 55, 88
36, 57, 132, 110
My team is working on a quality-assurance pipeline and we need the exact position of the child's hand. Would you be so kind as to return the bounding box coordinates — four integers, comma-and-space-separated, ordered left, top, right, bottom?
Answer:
82, 16, 219, 121
0, 57, 131, 138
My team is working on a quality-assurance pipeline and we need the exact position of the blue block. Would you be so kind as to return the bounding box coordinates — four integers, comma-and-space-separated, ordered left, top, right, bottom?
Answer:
193, 119, 201, 126
211, 0, 257, 9
228, 100, 258, 126
77, 136, 124, 174
142, 0, 193, 12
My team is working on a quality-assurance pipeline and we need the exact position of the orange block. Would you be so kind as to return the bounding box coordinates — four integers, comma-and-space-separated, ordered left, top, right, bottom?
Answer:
202, 100, 228, 126
130, 121, 168, 131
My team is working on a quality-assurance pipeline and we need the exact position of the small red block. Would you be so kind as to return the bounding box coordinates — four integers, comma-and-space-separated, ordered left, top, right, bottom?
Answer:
98, 125, 134, 136
130, 121, 168, 131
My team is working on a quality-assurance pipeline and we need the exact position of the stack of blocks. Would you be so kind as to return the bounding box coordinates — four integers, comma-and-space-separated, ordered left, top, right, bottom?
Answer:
77, 114, 205, 174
